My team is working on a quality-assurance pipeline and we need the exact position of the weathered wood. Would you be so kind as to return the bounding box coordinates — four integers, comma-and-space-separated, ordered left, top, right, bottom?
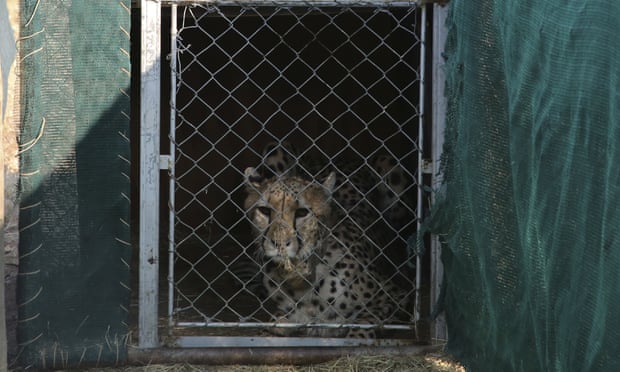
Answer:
1, 0, 21, 366
0, 172, 5, 372
0, 15, 6, 372
430, 2, 448, 344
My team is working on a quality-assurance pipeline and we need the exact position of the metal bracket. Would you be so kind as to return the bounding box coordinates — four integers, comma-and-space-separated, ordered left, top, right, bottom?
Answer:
159, 155, 171, 170
422, 159, 434, 174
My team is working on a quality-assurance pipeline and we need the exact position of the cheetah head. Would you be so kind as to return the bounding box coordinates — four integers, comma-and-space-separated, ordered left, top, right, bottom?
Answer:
244, 167, 336, 274
260, 141, 297, 178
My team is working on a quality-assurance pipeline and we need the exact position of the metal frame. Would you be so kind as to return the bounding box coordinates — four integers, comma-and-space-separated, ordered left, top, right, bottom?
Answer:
139, 0, 162, 349
414, 1, 426, 333
140, 0, 447, 349
162, 0, 422, 5
167, 3, 179, 332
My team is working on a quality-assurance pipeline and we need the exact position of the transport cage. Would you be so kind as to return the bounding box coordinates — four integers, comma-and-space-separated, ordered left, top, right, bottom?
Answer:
142, 1, 433, 348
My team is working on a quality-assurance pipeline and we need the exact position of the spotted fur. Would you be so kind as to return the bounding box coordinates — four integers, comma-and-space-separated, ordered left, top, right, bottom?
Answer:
372, 154, 415, 229
259, 141, 298, 178
244, 166, 408, 338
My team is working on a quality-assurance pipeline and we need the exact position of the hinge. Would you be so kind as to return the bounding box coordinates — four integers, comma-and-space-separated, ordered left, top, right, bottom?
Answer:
159, 155, 171, 170
422, 159, 434, 174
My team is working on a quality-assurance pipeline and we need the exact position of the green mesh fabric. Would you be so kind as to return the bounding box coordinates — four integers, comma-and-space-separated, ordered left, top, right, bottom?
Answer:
17, 0, 131, 368
435, 1, 620, 371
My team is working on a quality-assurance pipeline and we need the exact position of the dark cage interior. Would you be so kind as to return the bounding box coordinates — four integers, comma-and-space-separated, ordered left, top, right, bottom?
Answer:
147, 3, 431, 342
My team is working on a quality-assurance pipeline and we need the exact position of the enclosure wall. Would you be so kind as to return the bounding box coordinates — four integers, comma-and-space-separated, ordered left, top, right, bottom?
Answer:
437, 1, 620, 371
17, 0, 131, 368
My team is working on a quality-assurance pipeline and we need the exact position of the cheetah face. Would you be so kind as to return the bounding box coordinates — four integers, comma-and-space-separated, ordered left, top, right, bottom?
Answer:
244, 167, 336, 273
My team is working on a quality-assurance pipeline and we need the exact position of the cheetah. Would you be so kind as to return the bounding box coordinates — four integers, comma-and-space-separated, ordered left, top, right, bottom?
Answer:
258, 142, 414, 226
372, 154, 416, 230
255, 141, 417, 266
257, 141, 381, 228
243, 166, 410, 338
259, 141, 298, 178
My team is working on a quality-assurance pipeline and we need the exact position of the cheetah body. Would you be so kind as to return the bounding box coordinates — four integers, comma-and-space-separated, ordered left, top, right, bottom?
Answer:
244, 166, 406, 338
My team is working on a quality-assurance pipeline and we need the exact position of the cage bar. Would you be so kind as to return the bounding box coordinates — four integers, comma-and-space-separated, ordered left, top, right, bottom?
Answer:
139, 0, 162, 349
414, 3, 426, 331
168, 4, 179, 329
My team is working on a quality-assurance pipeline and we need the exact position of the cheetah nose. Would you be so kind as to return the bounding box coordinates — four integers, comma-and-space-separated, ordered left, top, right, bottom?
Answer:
272, 238, 298, 257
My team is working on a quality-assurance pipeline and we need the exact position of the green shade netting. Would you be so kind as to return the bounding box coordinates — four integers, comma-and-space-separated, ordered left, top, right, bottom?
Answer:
18, 0, 131, 368
435, 1, 620, 371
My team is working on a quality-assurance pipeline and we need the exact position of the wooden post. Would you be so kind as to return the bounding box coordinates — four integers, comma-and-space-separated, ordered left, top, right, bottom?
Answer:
0, 24, 7, 372
430, 2, 449, 344
0, 171, 5, 372
2, 0, 20, 364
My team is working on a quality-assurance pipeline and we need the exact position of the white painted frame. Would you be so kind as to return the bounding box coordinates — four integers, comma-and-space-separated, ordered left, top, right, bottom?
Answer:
139, 0, 162, 349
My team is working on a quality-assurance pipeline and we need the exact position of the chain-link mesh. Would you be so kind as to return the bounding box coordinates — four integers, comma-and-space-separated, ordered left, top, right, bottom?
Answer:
169, 2, 423, 339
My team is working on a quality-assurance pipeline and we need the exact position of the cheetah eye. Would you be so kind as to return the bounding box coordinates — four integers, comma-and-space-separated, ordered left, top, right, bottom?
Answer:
256, 206, 272, 217
295, 208, 310, 218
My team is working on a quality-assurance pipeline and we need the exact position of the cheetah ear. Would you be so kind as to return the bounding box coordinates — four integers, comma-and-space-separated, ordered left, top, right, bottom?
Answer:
322, 171, 337, 194
244, 167, 263, 188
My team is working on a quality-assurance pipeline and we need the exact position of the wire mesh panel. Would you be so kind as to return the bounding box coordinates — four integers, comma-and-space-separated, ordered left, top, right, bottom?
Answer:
168, 1, 424, 344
